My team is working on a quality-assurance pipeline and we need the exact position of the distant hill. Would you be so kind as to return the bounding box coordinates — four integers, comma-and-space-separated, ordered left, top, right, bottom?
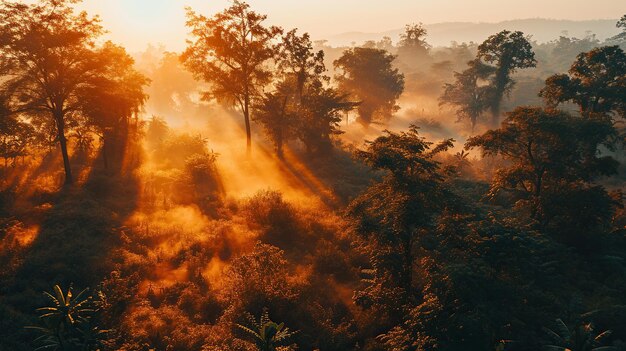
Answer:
325, 18, 621, 47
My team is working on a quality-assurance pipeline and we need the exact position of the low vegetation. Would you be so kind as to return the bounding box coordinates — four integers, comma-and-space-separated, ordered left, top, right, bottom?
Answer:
1, 1, 626, 351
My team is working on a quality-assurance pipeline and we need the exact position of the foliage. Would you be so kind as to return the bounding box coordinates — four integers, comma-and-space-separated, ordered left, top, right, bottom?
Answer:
3, 3, 626, 351
375, 213, 562, 351
222, 242, 300, 307
77, 43, 148, 170
278, 29, 326, 100
253, 84, 298, 157
543, 319, 617, 351
334, 47, 405, 126
607, 15, 626, 43
355, 125, 455, 183
0, 113, 35, 166
27, 284, 108, 351
466, 107, 619, 240
440, 58, 496, 131
0, 0, 147, 183
145, 115, 170, 149
349, 125, 456, 310
181, 0, 282, 153
397, 23, 431, 68
540, 46, 626, 118
153, 132, 209, 168
546, 35, 601, 69
147, 51, 197, 116
618, 15, 626, 30
477, 30, 537, 124
177, 152, 222, 211
256, 30, 357, 156
236, 309, 297, 351
297, 84, 357, 153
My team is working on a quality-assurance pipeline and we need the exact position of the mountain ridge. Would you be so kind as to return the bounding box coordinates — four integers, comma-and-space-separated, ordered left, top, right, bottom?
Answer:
324, 18, 621, 47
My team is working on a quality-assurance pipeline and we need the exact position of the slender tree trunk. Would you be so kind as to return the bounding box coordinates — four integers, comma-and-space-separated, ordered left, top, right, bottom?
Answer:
491, 68, 508, 127
490, 101, 501, 127
55, 112, 73, 185
244, 94, 252, 156
358, 105, 372, 128
277, 95, 289, 159
276, 139, 283, 159
297, 73, 305, 105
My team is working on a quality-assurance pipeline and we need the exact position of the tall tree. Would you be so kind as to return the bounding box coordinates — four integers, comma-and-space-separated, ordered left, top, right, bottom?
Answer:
0, 0, 113, 184
466, 107, 618, 227
253, 83, 297, 158
256, 29, 355, 157
255, 79, 356, 156
297, 84, 357, 154
439, 58, 496, 132
398, 23, 429, 52
397, 23, 431, 68
78, 42, 149, 170
278, 29, 326, 102
477, 30, 536, 125
349, 126, 456, 307
334, 47, 405, 127
181, 1, 282, 155
540, 46, 626, 118
0, 0, 102, 184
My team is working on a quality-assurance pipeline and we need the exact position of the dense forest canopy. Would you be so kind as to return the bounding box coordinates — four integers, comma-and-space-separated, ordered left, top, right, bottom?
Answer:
1, 1, 626, 351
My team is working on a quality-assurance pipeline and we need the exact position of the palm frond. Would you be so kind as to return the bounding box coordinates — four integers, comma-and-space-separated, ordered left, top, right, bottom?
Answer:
594, 330, 612, 343
52, 285, 66, 306
236, 309, 297, 350
236, 323, 262, 340
554, 319, 572, 340
543, 326, 565, 343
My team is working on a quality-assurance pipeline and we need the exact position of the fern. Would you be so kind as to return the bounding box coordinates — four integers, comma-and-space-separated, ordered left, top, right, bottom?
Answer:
236, 309, 298, 351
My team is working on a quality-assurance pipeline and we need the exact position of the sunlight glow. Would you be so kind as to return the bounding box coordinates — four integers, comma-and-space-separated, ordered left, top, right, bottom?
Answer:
77, 0, 625, 51
120, 0, 170, 26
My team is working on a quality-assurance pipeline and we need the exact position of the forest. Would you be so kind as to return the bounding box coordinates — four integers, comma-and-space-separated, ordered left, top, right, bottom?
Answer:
1, 0, 626, 350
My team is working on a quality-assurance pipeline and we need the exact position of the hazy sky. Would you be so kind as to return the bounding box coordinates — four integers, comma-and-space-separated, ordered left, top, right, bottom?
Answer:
75, 0, 625, 51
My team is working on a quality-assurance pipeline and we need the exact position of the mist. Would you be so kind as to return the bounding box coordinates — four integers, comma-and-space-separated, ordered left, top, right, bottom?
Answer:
1, 1, 626, 351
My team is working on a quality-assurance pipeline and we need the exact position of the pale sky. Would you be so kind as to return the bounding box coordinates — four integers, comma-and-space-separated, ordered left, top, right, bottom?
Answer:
74, 0, 625, 51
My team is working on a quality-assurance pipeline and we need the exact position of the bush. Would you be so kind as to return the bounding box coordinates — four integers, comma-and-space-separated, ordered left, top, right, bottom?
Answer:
153, 133, 209, 169
169, 152, 223, 215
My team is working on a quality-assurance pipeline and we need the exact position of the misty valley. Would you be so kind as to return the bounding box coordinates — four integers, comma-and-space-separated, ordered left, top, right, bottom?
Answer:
1, 1, 626, 351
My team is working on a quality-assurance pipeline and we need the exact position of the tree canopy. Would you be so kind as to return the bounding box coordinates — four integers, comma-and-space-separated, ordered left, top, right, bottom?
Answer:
397, 23, 431, 68
334, 47, 405, 127
349, 126, 456, 308
0, 0, 147, 183
540, 45, 626, 118
440, 58, 496, 131
3, 3, 626, 351
278, 29, 326, 101
477, 30, 537, 125
181, 0, 282, 155
466, 107, 618, 236
254, 29, 356, 156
